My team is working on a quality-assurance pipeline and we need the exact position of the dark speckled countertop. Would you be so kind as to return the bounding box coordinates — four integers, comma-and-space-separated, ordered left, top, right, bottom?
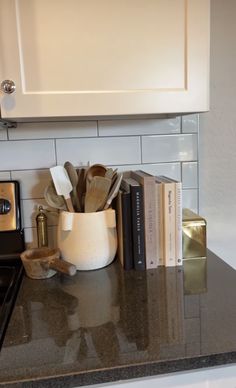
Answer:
0, 250, 236, 387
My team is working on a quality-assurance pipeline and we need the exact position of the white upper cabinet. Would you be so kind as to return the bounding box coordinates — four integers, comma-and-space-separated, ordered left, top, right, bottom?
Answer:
0, 0, 210, 120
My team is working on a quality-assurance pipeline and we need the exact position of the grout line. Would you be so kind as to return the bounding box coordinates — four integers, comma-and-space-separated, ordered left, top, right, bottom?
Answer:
54, 139, 57, 165
5, 132, 195, 141
1, 160, 198, 174
140, 136, 143, 164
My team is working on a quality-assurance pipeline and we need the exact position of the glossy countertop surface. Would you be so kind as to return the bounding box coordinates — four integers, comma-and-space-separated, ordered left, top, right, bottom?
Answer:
0, 250, 236, 387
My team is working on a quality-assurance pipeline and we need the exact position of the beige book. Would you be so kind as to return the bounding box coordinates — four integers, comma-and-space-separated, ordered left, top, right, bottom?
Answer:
155, 180, 164, 266
156, 176, 175, 267
159, 176, 182, 266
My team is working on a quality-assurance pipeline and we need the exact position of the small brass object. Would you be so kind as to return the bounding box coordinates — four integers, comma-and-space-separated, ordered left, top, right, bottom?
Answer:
182, 208, 207, 259
36, 206, 48, 248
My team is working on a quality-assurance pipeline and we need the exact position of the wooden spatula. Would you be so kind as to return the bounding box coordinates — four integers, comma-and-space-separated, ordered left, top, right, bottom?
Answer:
50, 166, 74, 212
84, 176, 111, 213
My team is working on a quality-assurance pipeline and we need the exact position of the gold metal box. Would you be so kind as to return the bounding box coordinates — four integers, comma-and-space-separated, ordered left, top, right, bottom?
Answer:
182, 208, 207, 259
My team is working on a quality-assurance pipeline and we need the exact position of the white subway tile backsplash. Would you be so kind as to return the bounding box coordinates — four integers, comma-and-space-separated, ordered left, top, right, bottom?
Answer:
0, 171, 11, 180
56, 137, 141, 166
9, 121, 97, 140
0, 140, 56, 170
24, 226, 57, 249
98, 117, 180, 137
142, 134, 198, 163
182, 189, 198, 213
11, 170, 51, 199
182, 114, 199, 133
0, 129, 7, 141
0, 115, 199, 243
22, 199, 59, 228
182, 162, 198, 189
114, 163, 181, 181
24, 228, 37, 248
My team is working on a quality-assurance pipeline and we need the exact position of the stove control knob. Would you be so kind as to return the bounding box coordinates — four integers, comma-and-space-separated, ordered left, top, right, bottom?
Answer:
1, 80, 16, 94
0, 199, 11, 214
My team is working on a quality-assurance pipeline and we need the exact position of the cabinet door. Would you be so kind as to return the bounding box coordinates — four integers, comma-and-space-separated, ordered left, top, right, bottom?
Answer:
0, 0, 210, 120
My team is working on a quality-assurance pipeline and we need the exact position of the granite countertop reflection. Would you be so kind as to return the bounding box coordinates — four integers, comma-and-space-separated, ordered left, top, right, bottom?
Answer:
0, 250, 236, 387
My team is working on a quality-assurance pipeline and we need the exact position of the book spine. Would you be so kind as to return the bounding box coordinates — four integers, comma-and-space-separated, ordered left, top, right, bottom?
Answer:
130, 171, 158, 269
143, 180, 158, 269
175, 182, 183, 266
121, 190, 134, 270
116, 190, 124, 268
163, 182, 176, 267
130, 185, 146, 270
116, 190, 133, 270
155, 182, 164, 266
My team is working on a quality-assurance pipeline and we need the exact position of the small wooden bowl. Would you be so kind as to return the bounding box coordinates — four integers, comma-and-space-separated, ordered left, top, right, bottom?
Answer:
20, 248, 59, 279
20, 247, 76, 279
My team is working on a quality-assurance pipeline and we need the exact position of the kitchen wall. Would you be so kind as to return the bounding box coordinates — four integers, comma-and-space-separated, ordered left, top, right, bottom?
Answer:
199, 0, 236, 269
0, 114, 199, 248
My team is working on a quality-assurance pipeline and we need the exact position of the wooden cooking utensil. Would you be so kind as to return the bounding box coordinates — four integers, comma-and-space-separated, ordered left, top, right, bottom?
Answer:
50, 166, 74, 212
105, 168, 114, 180
85, 164, 107, 190
64, 161, 81, 212
44, 180, 66, 210
103, 173, 123, 210
76, 167, 87, 212
84, 176, 111, 213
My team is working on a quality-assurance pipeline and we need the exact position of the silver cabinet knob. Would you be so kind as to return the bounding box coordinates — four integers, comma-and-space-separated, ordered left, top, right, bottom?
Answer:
1, 80, 16, 94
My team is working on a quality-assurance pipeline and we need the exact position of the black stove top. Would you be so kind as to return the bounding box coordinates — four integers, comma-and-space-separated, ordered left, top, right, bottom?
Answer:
0, 259, 23, 349
0, 180, 25, 349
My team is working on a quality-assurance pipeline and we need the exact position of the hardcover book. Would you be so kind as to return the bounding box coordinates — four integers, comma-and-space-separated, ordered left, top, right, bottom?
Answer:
155, 176, 176, 267
131, 171, 158, 269
116, 190, 133, 270
121, 177, 146, 271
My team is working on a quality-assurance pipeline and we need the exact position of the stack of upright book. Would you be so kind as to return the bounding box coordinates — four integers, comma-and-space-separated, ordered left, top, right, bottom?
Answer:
116, 170, 182, 270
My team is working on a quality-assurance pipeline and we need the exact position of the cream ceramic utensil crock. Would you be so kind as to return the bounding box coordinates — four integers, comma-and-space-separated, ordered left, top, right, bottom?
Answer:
57, 208, 117, 270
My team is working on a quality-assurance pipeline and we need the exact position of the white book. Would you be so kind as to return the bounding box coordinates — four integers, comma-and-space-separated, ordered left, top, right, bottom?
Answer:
159, 176, 182, 266
156, 176, 176, 267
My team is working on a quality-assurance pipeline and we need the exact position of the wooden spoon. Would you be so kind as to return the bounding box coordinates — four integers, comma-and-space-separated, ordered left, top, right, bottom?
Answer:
64, 161, 81, 212
84, 176, 112, 213
85, 164, 107, 190
44, 181, 66, 210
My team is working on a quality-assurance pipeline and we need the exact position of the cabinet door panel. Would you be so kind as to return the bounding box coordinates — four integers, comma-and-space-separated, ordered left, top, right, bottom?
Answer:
0, 0, 210, 119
